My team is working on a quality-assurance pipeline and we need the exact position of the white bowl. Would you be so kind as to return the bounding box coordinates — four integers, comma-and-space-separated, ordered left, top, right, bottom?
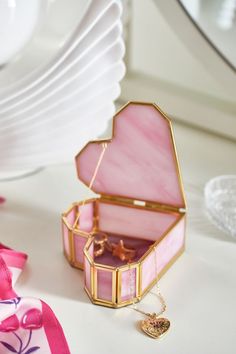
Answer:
0, 0, 41, 65
0, 26, 124, 122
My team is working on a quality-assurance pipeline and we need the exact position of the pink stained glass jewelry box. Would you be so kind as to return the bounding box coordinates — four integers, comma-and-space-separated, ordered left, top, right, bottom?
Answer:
61, 102, 186, 308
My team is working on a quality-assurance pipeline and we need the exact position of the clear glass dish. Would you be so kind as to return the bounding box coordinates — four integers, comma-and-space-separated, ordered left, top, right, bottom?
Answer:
204, 175, 236, 238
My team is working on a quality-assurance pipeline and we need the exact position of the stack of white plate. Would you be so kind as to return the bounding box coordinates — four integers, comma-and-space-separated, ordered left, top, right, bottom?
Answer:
0, 0, 125, 175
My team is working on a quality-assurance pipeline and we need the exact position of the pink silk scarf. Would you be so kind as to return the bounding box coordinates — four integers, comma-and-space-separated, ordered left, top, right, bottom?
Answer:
0, 243, 70, 354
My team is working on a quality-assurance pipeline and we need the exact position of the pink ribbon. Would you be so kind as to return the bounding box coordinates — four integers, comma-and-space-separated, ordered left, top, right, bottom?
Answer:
0, 243, 70, 353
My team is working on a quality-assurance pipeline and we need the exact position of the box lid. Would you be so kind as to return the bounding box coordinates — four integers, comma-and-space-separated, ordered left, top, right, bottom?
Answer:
75, 102, 186, 210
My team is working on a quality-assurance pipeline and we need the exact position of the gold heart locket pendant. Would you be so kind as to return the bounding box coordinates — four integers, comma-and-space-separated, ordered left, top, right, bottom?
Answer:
141, 313, 170, 339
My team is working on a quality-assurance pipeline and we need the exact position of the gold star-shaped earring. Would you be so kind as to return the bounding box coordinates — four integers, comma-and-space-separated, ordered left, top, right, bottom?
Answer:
111, 240, 136, 262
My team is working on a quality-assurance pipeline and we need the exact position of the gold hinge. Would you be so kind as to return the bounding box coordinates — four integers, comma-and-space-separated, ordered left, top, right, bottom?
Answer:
99, 194, 185, 214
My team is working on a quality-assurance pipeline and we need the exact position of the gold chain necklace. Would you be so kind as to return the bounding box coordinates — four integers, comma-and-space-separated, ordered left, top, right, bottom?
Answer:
73, 142, 108, 229
128, 249, 170, 339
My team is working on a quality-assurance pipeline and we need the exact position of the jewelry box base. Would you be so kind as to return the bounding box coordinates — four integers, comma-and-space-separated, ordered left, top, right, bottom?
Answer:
62, 198, 186, 308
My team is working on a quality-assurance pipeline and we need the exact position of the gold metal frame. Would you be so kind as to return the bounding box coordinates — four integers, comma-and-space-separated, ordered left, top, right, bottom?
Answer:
62, 199, 98, 269
80, 199, 186, 308
61, 102, 187, 308
62, 190, 186, 308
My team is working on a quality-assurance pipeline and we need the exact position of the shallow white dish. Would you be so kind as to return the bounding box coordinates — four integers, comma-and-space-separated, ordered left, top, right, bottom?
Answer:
0, 0, 125, 173
2, 81, 121, 151
1, 103, 115, 168
0, 61, 125, 139
0, 0, 120, 103
0, 36, 124, 126
0, 0, 41, 65
0, 0, 90, 89
0, 2, 122, 114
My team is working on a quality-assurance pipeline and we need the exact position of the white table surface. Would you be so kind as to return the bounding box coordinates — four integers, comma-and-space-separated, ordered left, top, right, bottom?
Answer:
1, 121, 236, 354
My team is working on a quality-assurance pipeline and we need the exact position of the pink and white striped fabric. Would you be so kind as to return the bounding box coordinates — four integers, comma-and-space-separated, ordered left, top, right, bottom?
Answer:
0, 243, 70, 354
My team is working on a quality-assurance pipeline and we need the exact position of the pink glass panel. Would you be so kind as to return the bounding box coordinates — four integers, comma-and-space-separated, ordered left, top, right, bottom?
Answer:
141, 216, 185, 292
97, 270, 113, 301
141, 250, 156, 293
62, 222, 70, 256
76, 103, 185, 208
84, 259, 91, 292
98, 202, 178, 241
121, 268, 136, 301
78, 203, 94, 232
74, 235, 87, 264
155, 215, 185, 273
88, 239, 94, 258
66, 207, 76, 226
